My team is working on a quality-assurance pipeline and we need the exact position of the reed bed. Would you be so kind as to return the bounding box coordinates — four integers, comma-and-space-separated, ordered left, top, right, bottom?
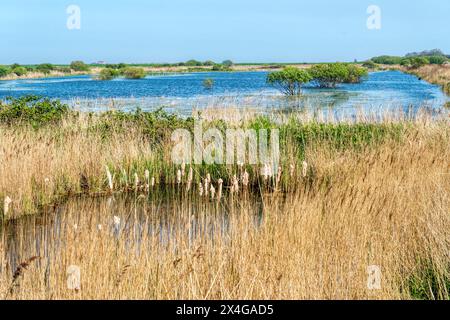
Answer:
0, 116, 449, 300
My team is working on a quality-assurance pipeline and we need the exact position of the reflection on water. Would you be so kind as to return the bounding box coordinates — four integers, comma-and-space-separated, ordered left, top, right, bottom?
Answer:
0, 193, 264, 274
1, 71, 448, 117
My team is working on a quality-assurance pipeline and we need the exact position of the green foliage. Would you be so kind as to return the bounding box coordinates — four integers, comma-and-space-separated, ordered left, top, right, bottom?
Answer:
70, 60, 90, 72
105, 63, 127, 69
267, 67, 313, 95
203, 60, 215, 66
12, 66, 28, 76
121, 67, 146, 79
0, 96, 69, 127
203, 78, 214, 89
212, 64, 231, 71
0, 66, 11, 77
406, 262, 450, 300
222, 60, 234, 67
427, 56, 447, 65
371, 56, 403, 65
56, 66, 72, 74
362, 60, 378, 69
98, 68, 120, 80
309, 63, 367, 88
344, 64, 368, 83
185, 60, 203, 67
409, 57, 430, 69
36, 63, 54, 74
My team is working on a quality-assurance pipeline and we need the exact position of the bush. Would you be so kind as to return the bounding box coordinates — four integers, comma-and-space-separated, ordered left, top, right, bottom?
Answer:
0, 95, 69, 127
36, 63, 54, 74
362, 60, 378, 69
267, 67, 312, 95
70, 60, 90, 72
410, 57, 429, 69
371, 56, 403, 65
0, 66, 11, 77
428, 56, 447, 65
98, 68, 120, 80
222, 60, 234, 67
185, 60, 203, 67
12, 66, 28, 76
344, 64, 368, 83
121, 67, 146, 79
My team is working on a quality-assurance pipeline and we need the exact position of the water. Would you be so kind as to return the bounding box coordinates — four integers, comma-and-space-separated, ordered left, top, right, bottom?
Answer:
0, 71, 447, 116
0, 193, 264, 273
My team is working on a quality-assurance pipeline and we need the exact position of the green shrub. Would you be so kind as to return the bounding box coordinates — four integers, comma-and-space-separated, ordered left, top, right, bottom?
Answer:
0, 96, 69, 127
309, 63, 366, 88
0, 66, 11, 77
371, 56, 403, 65
267, 67, 312, 95
410, 57, 430, 69
12, 66, 28, 76
70, 60, 90, 72
121, 67, 146, 79
222, 60, 234, 67
98, 68, 120, 80
344, 64, 368, 83
185, 60, 203, 67
36, 63, 54, 74
362, 60, 378, 69
427, 56, 447, 65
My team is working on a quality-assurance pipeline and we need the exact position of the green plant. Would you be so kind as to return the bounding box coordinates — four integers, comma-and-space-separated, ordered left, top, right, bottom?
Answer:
0, 96, 69, 127
121, 67, 146, 79
98, 68, 120, 80
267, 67, 312, 95
371, 55, 404, 65
409, 57, 430, 69
12, 66, 28, 76
222, 60, 233, 67
362, 60, 378, 69
36, 63, 54, 74
0, 66, 11, 77
309, 63, 366, 88
70, 60, 90, 72
344, 64, 368, 83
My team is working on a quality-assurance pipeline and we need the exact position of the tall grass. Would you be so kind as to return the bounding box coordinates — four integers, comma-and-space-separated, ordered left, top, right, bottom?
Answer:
0, 117, 448, 299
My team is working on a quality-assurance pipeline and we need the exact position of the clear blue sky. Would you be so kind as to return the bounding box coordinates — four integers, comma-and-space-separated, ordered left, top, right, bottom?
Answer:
1, 0, 449, 64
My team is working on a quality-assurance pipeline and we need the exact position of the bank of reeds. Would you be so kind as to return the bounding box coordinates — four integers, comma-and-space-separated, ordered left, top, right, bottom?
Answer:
0, 112, 449, 299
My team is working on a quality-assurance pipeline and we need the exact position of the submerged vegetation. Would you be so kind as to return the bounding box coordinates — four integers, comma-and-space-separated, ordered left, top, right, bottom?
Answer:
267, 63, 368, 95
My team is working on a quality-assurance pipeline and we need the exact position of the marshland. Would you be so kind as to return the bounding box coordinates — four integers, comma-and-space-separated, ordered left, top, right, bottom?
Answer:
1, 53, 450, 300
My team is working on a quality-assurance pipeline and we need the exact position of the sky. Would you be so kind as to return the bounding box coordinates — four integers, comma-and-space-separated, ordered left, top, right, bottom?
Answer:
1, 0, 449, 64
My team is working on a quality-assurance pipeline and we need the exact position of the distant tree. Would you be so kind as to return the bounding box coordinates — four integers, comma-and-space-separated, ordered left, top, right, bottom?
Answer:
10, 63, 21, 69
371, 56, 403, 65
410, 57, 429, 69
70, 60, 90, 72
12, 66, 28, 76
267, 67, 312, 95
0, 66, 10, 77
98, 68, 120, 80
222, 60, 233, 67
121, 67, 146, 79
185, 60, 203, 67
428, 56, 447, 65
36, 63, 54, 74
362, 60, 378, 69
203, 60, 215, 66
